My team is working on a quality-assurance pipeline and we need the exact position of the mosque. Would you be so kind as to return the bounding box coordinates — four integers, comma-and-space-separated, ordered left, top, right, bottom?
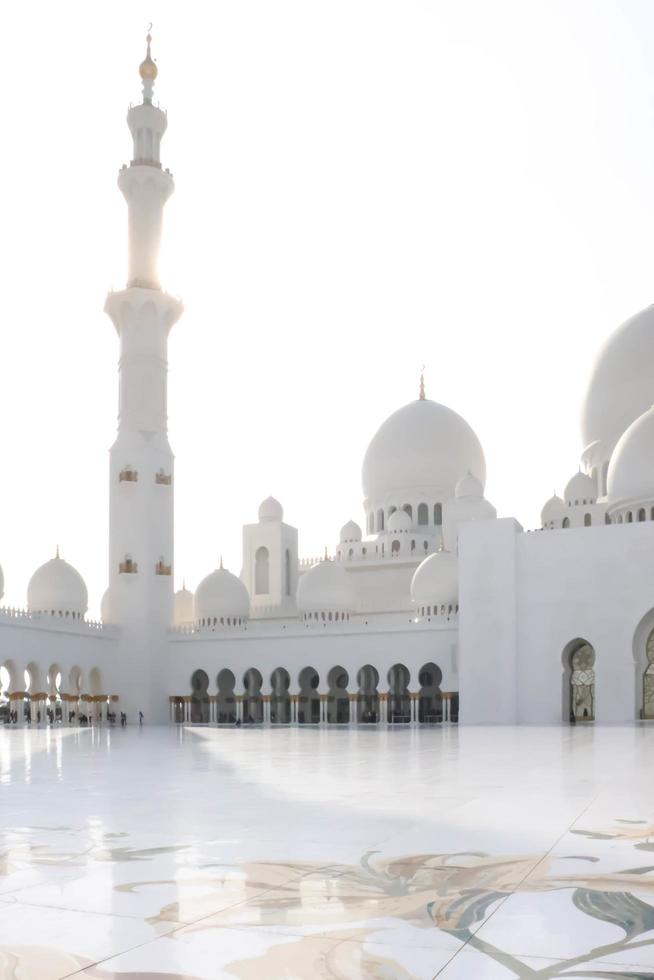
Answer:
1, 37, 653, 728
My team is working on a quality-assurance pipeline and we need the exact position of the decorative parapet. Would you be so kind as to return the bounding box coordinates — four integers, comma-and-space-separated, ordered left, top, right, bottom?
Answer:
298, 555, 331, 569
119, 468, 138, 482
0, 606, 107, 632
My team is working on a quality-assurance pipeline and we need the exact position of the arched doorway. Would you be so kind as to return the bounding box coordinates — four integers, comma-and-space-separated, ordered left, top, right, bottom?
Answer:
356, 665, 379, 723
216, 669, 236, 724
327, 666, 350, 723
563, 640, 596, 723
387, 664, 411, 723
298, 667, 320, 724
270, 667, 291, 724
243, 668, 263, 724
643, 629, 654, 719
418, 663, 443, 723
190, 669, 210, 723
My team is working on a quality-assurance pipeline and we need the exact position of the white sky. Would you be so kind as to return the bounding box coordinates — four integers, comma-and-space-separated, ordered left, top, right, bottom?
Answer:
0, 0, 652, 616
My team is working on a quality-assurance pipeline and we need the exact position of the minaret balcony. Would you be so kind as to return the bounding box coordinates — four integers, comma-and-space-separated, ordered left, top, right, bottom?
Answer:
119, 468, 138, 483
155, 561, 172, 576
119, 558, 138, 574
155, 471, 172, 485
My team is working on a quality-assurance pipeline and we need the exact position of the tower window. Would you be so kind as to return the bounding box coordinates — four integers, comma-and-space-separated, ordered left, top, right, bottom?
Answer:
119, 556, 138, 574
119, 467, 138, 482
155, 470, 172, 485
434, 503, 442, 525
255, 547, 270, 595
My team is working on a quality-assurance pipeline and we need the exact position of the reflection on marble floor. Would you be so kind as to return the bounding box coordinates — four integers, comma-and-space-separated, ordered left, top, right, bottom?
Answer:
3, 727, 654, 978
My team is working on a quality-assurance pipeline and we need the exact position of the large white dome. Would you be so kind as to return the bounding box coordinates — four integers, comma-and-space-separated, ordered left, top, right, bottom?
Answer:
362, 398, 485, 502
582, 305, 654, 458
195, 565, 249, 624
607, 406, 654, 508
28, 553, 88, 618
410, 549, 458, 607
296, 559, 356, 615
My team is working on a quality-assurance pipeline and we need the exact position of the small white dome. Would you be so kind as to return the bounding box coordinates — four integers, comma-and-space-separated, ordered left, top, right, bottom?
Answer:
541, 494, 566, 526
174, 584, 195, 626
28, 552, 88, 618
195, 564, 249, 623
340, 520, 362, 543
296, 559, 356, 614
387, 509, 412, 533
564, 471, 596, 505
607, 406, 654, 507
455, 471, 484, 500
411, 549, 458, 607
258, 496, 283, 523
362, 398, 486, 502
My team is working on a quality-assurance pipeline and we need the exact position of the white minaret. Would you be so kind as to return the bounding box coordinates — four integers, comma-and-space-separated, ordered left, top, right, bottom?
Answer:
104, 33, 182, 722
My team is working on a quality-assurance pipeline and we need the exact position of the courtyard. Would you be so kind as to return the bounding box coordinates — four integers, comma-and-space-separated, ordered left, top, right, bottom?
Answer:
1, 725, 654, 978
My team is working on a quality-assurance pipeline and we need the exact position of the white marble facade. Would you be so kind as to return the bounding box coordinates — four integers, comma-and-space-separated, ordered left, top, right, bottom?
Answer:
1, 34, 654, 730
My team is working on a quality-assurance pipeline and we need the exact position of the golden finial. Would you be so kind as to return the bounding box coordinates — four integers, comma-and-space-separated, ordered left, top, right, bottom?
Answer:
419, 365, 426, 400
219, 556, 224, 570
139, 25, 158, 81
55, 544, 60, 560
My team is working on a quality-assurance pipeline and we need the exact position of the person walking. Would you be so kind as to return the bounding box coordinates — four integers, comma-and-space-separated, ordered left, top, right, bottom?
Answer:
138, 711, 144, 726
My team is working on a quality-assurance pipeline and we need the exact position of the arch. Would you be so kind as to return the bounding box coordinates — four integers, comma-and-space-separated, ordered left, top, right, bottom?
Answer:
298, 666, 320, 724
562, 517, 570, 528
434, 503, 442, 526
377, 508, 384, 531
255, 547, 270, 595
417, 503, 428, 526
418, 662, 443, 723
243, 668, 263, 724
605, 513, 611, 525
391, 539, 400, 555
584, 513, 591, 527
216, 668, 236, 724
387, 663, 411, 723
639, 508, 646, 522
642, 629, 654, 720
190, 669, 210, 723
25, 662, 42, 694
89, 667, 103, 696
356, 664, 379, 723
562, 639, 595, 723
402, 504, 412, 520
270, 667, 291, 723
327, 665, 349, 723
69, 666, 83, 696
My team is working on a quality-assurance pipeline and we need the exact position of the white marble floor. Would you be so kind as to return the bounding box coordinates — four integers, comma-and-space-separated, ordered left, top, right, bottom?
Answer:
2, 725, 654, 979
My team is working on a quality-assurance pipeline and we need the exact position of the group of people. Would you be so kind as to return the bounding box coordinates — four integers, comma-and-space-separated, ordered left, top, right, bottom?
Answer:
1, 707, 144, 727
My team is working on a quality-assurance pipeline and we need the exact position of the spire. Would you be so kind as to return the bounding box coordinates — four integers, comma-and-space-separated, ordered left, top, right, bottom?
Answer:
219, 556, 224, 570
55, 544, 60, 560
324, 546, 329, 561
419, 365, 426, 401
139, 25, 158, 103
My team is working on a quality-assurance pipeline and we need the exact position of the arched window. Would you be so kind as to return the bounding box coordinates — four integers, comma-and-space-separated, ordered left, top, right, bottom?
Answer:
368, 513, 374, 534
639, 509, 646, 522
605, 513, 611, 525
417, 503, 428, 525
388, 505, 397, 517
377, 508, 384, 531
584, 514, 591, 527
627, 511, 633, 523
434, 503, 442, 526
403, 504, 412, 519
562, 517, 570, 528
285, 549, 291, 596
255, 546, 269, 594
391, 539, 400, 555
